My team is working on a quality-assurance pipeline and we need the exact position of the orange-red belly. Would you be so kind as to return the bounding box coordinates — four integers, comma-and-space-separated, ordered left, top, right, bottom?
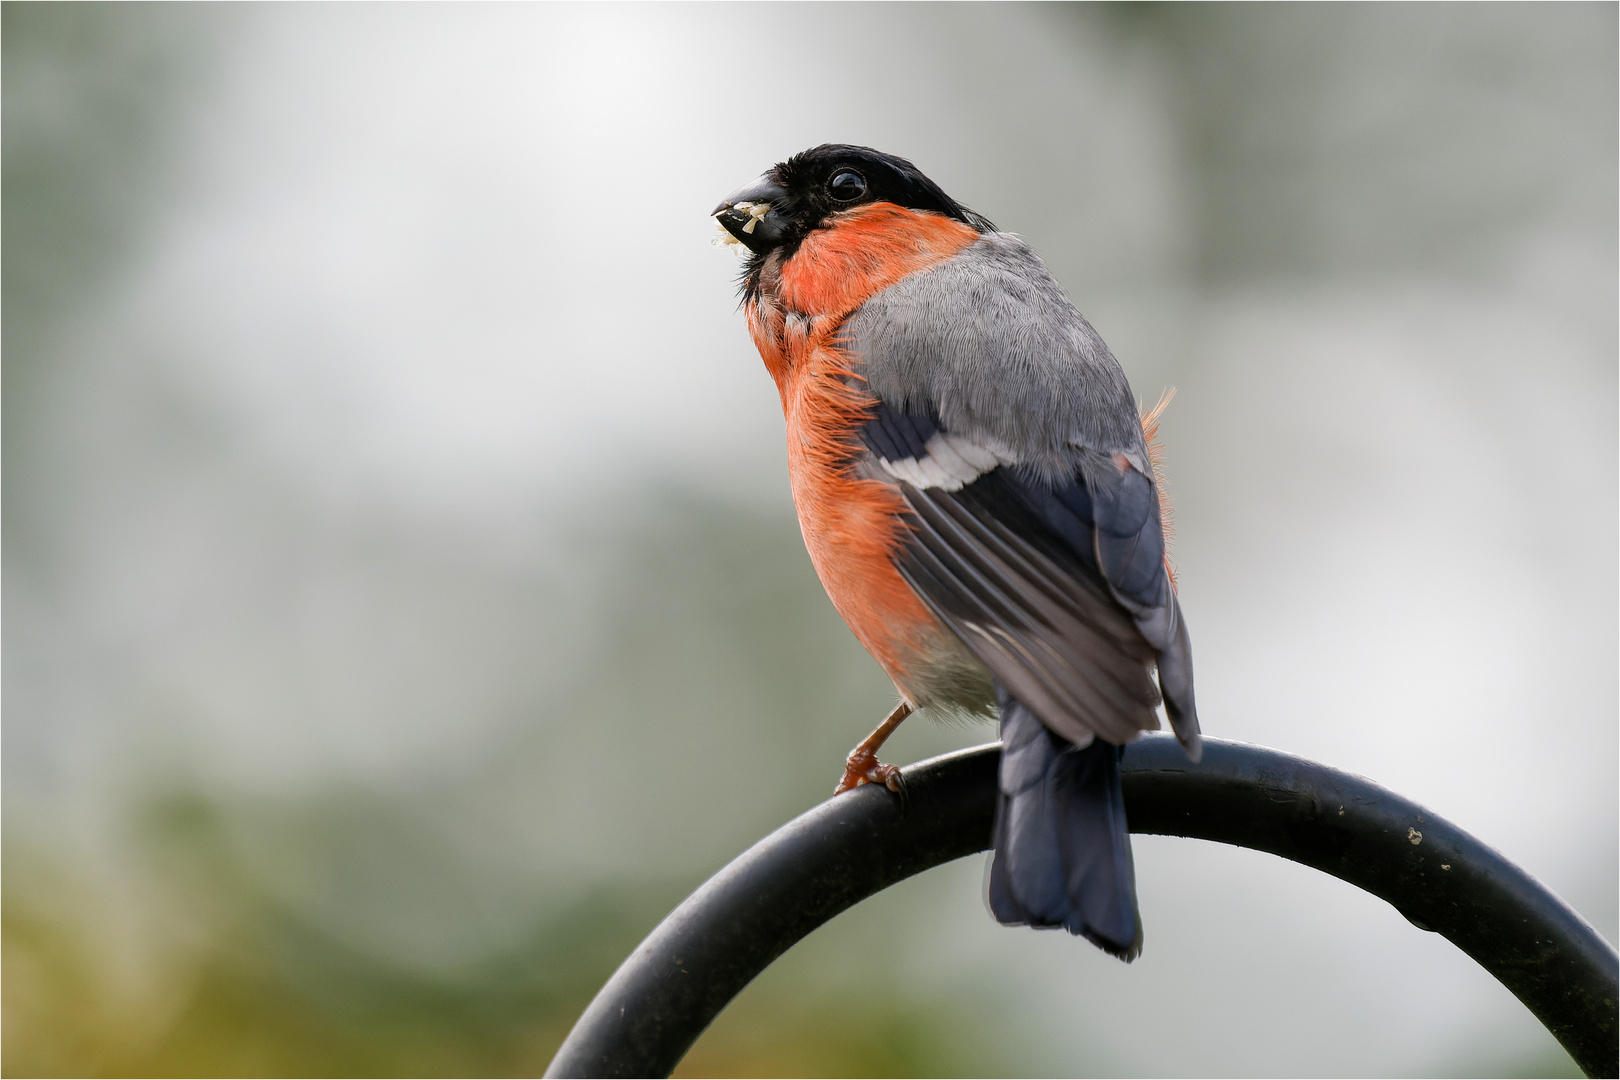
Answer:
744, 204, 981, 698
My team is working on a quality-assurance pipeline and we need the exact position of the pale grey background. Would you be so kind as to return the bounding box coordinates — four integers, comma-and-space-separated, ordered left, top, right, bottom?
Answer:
5, 4, 1615, 1076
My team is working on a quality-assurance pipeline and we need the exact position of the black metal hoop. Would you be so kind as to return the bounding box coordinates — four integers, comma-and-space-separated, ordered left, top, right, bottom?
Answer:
545, 736, 1618, 1078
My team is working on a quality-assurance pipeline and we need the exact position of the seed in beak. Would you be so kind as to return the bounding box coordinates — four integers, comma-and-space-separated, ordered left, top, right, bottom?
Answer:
732, 201, 770, 234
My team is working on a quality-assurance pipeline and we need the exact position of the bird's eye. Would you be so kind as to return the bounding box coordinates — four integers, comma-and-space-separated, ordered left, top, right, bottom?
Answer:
828, 170, 867, 202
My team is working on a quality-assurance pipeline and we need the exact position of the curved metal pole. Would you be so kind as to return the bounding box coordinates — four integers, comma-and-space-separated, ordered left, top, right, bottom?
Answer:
545, 736, 1618, 1079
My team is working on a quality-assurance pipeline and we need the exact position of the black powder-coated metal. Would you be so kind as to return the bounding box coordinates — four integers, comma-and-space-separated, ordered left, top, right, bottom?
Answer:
544, 736, 1618, 1079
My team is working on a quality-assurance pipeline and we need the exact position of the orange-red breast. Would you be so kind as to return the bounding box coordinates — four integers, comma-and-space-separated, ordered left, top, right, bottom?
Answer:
713, 145, 1201, 960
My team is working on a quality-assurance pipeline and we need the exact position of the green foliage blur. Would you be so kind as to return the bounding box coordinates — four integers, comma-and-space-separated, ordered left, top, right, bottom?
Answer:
4, 790, 999, 1077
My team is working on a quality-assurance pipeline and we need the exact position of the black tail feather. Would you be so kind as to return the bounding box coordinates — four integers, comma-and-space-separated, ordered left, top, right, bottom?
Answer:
988, 684, 1143, 961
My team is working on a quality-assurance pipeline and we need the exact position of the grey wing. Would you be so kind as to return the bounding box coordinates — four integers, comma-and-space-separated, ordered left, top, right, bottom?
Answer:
894, 463, 1161, 746
861, 402, 1198, 754
849, 233, 1202, 755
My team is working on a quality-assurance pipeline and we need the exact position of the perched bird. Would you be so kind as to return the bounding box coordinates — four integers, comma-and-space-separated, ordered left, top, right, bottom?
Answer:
713, 145, 1201, 960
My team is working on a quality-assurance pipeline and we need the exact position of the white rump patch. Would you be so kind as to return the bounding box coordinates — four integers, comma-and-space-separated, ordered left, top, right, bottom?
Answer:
877, 433, 1018, 492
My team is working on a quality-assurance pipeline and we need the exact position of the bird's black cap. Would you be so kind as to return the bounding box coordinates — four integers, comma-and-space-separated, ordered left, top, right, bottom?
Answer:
714, 144, 993, 268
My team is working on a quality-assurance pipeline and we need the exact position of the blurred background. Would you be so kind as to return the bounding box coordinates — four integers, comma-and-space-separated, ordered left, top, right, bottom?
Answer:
4, 3, 1614, 1076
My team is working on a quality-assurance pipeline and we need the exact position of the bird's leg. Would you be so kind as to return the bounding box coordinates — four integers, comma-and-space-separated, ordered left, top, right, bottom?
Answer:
834, 701, 914, 797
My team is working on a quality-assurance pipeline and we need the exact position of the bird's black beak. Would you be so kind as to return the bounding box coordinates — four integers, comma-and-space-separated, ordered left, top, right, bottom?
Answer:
713, 174, 789, 254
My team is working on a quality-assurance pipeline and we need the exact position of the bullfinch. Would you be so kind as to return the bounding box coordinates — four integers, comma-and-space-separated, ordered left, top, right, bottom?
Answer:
712, 145, 1201, 961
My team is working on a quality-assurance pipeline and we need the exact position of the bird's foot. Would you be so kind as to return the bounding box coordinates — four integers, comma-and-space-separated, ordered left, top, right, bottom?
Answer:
831, 701, 914, 809
834, 750, 905, 797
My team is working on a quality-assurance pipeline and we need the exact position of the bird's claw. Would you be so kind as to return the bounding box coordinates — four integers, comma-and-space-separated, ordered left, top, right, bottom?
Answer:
834, 751, 907, 809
